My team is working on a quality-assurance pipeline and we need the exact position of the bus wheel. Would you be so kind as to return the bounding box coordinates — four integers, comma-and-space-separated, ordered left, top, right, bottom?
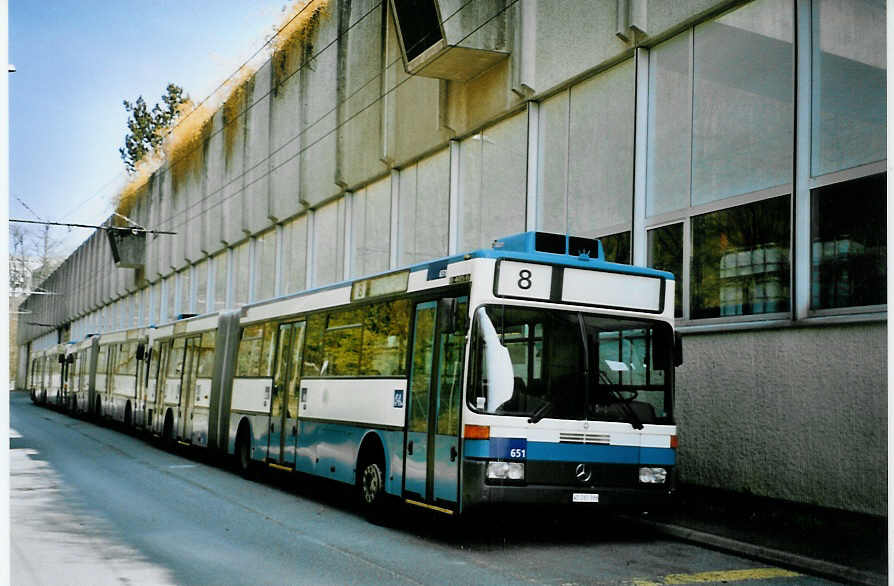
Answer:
124, 402, 132, 429
235, 428, 255, 480
94, 396, 102, 419
358, 459, 385, 518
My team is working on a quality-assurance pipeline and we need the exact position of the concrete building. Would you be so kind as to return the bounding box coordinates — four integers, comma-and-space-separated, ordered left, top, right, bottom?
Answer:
17, 0, 886, 516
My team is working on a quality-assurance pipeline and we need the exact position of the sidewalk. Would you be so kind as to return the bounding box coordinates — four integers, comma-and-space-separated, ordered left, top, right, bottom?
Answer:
635, 484, 887, 585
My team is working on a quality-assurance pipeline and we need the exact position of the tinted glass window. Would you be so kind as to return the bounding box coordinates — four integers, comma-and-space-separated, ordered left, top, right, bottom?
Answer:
235, 323, 276, 377
691, 195, 790, 318
361, 299, 410, 376
648, 223, 684, 317
393, 0, 442, 61
811, 174, 886, 309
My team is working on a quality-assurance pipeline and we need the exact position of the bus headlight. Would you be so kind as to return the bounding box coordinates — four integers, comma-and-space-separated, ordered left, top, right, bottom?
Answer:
639, 467, 667, 484
486, 461, 525, 481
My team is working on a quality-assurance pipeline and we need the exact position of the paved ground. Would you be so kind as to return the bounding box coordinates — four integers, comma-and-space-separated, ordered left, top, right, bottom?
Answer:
10, 393, 836, 585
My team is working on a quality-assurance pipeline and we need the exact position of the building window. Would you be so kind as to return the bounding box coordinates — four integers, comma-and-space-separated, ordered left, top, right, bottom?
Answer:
195, 260, 208, 315
398, 149, 449, 266
600, 231, 630, 264
648, 223, 684, 318
150, 282, 160, 324
811, 174, 885, 310
392, 0, 443, 62
691, 195, 790, 319
691, 0, 794, 205
646, 0, 795, 322
540, 59, 635, 236
351, 178, 391, 279
213, 252, 227, 312
165, 276, 175, 322
648, 0, 793, 213
811, 0, 886, 176
461, 112, 527, 251
178, 268, 191, 316
282, 216, 308, 295
253, 230, 276, 303
233, 242, 250, 307
312, 199, 346, 287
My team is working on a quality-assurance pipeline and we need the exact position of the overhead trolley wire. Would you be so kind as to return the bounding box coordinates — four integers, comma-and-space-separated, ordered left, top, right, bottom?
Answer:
9, 218, 176, 235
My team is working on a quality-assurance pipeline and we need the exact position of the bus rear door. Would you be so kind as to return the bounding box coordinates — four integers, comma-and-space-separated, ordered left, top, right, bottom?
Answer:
268, 320, 305, 467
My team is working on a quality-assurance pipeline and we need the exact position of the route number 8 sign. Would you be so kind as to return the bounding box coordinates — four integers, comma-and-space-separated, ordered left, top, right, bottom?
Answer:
496, 261, 552, 300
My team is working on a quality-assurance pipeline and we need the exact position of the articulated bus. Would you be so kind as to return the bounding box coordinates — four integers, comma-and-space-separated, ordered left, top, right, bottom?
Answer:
29, 232, 681, 516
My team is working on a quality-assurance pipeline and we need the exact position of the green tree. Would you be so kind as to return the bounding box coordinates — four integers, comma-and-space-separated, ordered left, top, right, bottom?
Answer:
119, 83, 188, 173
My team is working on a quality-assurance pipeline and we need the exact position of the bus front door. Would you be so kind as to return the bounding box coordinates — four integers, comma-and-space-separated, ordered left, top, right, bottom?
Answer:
404, 297, 467, 511
269, 321, 305, 467
178, 336, 201, 440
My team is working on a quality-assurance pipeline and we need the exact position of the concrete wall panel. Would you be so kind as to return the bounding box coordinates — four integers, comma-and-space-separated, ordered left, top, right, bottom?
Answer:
222, 67, 254, 245
301, 21, 342, 208
339, 0, 386, 187
244, 62, 272, 235
203, 110, 225, 253
270, 57, 302, 222
534, 0, 628, 92
676, 323, 887, 515
181, 139, 205, 266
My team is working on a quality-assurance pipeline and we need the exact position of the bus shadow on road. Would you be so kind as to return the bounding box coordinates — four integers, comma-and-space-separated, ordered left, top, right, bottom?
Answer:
253, 464, 660, 549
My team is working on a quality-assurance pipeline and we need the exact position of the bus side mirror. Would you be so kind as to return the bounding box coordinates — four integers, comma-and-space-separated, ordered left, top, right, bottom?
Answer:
674, 332, 683, 367
67, 354, 75, 364
136, 344, 145, 361
58, 354, 65, 364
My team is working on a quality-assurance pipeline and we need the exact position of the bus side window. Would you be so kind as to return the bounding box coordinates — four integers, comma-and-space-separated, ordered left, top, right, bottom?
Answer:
197, 331, 216, 377
235, 325, 264, 377
361, 299, 411, 376
302, 314, 325, 376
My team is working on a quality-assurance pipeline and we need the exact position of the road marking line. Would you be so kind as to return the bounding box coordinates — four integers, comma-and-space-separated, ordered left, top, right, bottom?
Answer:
633, 567, 801, 585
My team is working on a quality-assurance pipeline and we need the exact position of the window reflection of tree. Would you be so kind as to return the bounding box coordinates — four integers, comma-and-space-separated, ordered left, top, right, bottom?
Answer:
303, 300, 412, 378
692, 195, 790, 318
409, 307, 435, 433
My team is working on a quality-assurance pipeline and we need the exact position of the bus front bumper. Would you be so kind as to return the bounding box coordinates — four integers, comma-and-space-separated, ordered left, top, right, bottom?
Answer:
461, 460, 675, 511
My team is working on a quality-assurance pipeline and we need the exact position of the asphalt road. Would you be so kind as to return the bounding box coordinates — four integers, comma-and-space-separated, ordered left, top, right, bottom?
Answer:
10, 393, 834, 586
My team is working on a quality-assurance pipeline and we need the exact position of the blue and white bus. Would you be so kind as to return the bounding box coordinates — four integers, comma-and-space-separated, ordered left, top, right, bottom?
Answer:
33, 231, 681, 516
222, 231, 680, 514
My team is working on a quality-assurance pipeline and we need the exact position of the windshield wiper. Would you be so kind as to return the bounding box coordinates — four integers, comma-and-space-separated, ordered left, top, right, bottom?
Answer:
598, 371, 644, 430
527, 401, 553, 424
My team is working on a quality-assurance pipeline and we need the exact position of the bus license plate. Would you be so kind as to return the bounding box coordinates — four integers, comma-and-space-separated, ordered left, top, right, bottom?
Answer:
573, 493, 599, 503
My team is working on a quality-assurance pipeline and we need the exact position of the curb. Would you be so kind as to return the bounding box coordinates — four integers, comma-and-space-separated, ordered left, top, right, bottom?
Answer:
630, 517, 887, 586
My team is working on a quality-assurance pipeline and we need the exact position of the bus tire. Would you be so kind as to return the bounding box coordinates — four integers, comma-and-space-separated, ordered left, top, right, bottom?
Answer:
94, 396, 102, 420
358, 458, 386, 519
235, 425, 255, 480
124, 402, 132, 429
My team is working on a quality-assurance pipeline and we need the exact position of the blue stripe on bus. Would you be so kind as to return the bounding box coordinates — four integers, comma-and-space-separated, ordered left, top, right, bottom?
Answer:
463, 439, 675, 465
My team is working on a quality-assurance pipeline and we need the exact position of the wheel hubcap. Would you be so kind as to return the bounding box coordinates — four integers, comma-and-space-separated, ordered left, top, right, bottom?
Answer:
362, 466, 380, 503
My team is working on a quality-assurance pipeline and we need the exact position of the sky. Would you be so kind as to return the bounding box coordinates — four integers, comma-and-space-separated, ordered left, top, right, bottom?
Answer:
10, 0, 294, 259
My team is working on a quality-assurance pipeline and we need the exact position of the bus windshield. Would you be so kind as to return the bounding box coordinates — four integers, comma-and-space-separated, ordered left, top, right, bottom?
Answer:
467, 305, 674, 425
